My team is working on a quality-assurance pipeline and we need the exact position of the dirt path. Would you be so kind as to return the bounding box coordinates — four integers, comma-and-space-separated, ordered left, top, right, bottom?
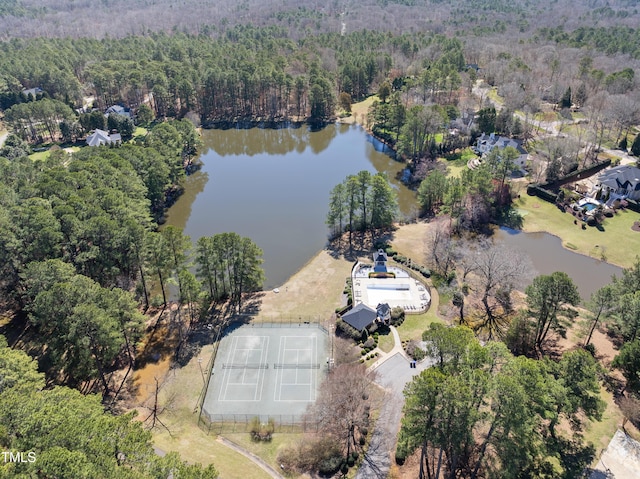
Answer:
216, 437, 285, 479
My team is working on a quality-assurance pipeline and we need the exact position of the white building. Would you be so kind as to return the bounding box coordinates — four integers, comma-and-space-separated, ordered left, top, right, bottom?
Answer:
86, 129, 121, 147
475, 133, 529, 169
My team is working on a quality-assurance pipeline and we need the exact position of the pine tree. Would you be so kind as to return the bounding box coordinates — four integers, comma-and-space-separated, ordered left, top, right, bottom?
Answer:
631, 134, 640, 157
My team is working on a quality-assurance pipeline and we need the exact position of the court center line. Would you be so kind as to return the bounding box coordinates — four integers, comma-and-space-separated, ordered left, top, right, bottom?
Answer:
311, 334, 316, 400
254, 336, 268, 401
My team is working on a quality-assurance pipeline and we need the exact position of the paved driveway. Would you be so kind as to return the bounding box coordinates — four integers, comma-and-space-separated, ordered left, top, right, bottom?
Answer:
356, 353, 434, 479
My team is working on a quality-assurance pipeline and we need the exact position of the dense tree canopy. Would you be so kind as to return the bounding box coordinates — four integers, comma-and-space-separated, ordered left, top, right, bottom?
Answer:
399, 325, 603, 479
0, 336, 218, 478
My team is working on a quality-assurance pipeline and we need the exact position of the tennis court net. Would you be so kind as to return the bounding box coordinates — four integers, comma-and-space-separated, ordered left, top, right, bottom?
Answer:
273, 363, 321, 369
222, 363, 269, 369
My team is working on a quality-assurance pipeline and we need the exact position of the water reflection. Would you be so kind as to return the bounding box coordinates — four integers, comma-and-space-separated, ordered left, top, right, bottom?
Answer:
202, 124, 341, 157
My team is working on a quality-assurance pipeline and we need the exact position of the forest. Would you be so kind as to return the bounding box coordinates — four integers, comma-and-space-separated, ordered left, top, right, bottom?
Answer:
1, 0, 640, 478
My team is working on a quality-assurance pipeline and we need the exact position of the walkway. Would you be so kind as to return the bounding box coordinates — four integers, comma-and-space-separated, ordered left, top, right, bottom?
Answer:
216, 436, 285, 479
368, 325, 406, 369
356, 326, 434, 479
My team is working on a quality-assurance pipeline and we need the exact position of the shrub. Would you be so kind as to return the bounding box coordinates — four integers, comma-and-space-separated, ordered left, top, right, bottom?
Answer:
395, 441, 409, 465
277, 436, 342, 474
385, 247, 397, 257
318, 456, 343, 476
249, 417, 275, 442
406, 340, 426, 360
395, 255, 407, 264
390, 306, 405, 324
336, 319, 364, 341
584, 343, 597, 357
150, 295, 164, 308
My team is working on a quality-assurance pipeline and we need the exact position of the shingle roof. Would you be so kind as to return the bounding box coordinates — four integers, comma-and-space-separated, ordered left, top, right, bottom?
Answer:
373, 249, 388, 262
86, 129, 120, 147
477, 133, 527, 155
342, 303, 377, 331
599, 165, 640, 191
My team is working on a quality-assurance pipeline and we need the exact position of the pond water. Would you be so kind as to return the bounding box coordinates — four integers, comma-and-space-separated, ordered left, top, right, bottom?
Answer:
494, 227, 623, 300
164, 123, 624, 296
164, 123, 417, 288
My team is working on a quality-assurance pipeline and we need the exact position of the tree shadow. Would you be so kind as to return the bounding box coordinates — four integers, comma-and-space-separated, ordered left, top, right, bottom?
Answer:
326, 228, 397, 261
548, 435, 596, 479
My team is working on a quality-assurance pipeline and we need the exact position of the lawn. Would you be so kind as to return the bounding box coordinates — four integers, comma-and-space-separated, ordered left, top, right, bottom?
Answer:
583, 387, 625, 456
223, 432, 298, 471
396, 306, 445, 343
377, 331, 395, 352
29, 149, 50, 161
515, 194, 640, 269
486, 87, 503, 105
132, 126, 149, 142
153, 421, 272, 479
255, 250, 356, 321
141, 343, 274, 479
344, 95, 378, 126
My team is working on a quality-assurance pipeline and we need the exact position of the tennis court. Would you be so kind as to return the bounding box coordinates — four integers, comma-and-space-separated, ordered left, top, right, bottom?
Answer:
202, 323, 329, 422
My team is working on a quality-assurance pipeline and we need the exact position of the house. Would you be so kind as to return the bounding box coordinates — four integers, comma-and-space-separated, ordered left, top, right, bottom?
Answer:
373, 249, 388, 273
376, 303, 391, 324
105, 105, 132, 119
595, 165, 640, 202
86, 129, 122, 147
475, 133, 529, 169
21, 87, 44, 98
341, 303, 378, 332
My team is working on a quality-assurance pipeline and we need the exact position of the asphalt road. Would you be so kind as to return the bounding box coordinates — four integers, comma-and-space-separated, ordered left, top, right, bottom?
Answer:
355, 353, 434, 479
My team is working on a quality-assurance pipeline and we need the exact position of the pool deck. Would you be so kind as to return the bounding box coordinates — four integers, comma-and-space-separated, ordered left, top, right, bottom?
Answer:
352, 263, 430, 312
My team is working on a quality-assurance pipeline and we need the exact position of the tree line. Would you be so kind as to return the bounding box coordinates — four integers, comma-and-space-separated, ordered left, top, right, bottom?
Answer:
0, 28, 464, 125
394, 257, 640, 478
0, 119, 263, 395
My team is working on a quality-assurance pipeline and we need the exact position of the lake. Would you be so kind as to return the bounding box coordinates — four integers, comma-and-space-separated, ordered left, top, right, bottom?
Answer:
164, 123, 416, 288
164, 123, 624, 296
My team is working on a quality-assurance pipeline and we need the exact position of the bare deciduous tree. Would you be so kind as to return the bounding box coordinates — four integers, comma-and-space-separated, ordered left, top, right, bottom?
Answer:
467, 240, 531, 340
620, 395, 640, 432
307, 363, 377, 458
425, 222, 458, 279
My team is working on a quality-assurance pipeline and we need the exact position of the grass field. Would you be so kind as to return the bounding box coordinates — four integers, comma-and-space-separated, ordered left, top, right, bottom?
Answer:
132, 126, 149, 142
342, 95, 378, 126
515, 194, 640, 268
583, 387, 625, 455
140, 343, 274, 479
397, 309, 444, 343
28, 149, 50, 161
255, 250, 355, 321
223, 432, 295, 470
377, 332, 395, 352
28, 145, 81, 162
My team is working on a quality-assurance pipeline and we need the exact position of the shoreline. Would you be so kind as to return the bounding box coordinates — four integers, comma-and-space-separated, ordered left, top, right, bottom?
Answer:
516, 223, 629, 270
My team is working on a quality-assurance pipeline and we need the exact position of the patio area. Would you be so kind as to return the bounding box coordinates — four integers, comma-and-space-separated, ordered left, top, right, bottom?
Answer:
352, 262, 430, 312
